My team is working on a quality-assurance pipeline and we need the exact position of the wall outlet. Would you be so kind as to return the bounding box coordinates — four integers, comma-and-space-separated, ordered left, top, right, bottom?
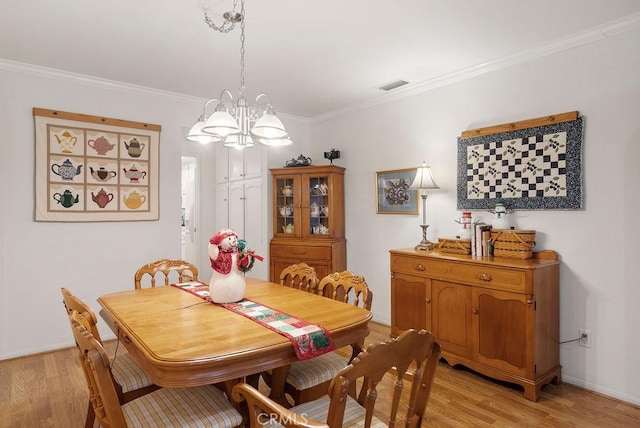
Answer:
579, 329, 592, 348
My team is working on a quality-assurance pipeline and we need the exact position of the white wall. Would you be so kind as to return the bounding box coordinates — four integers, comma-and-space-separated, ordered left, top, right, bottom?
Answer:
0, 62, 308, 359
307, 29, 640, 404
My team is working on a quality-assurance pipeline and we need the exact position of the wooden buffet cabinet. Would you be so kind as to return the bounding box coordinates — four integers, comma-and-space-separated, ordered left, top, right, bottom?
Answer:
390, 248, 561, 401
269, 165, 346, 283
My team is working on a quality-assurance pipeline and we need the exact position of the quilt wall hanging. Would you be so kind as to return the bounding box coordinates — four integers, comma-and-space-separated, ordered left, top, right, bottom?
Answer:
457, 111, 584, 210
34, 108, 161, 221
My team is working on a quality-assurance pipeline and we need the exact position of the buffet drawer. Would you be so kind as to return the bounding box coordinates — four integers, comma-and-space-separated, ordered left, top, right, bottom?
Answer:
449, 264, 527, 293
390, 254, 450, 278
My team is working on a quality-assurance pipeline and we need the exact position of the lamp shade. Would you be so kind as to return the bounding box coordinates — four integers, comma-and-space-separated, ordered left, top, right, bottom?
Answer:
202, 110, 241, 137
186, 119, 223, 144
250, 113, 288, 139
258, 136, 293, 147
410, 163, 439, 190
223, 134, 255, 149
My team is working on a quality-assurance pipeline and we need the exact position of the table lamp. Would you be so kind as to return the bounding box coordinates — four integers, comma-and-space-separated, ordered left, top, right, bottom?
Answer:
409, 162, 439, 250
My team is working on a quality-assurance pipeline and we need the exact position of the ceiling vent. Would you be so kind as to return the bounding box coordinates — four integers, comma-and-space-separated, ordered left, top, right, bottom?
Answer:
379, 80, 409, 91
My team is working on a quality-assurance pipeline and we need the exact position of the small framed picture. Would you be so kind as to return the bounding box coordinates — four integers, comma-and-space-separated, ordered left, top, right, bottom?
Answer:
375, 168, 418, 214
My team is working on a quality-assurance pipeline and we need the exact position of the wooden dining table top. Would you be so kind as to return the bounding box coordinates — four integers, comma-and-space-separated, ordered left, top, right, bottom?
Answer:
98, 278, 372, 388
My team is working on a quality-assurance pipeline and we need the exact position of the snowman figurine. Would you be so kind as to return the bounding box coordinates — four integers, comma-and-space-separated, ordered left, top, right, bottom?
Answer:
491, 202, 512, 229
208, 229, 246, 303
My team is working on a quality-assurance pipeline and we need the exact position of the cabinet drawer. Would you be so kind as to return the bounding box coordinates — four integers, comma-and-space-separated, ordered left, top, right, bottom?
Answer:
271, 245, 331, 260
391, 255, 450, 278
450, 264, 527, 293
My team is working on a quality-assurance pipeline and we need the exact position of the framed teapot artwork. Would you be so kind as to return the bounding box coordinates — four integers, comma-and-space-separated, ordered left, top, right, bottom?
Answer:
34, 108, 160, 221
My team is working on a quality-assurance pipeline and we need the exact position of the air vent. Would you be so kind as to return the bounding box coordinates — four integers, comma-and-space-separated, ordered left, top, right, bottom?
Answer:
379, 80, 409, 91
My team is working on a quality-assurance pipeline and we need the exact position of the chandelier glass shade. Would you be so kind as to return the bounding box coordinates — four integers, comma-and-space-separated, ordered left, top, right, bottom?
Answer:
186, 0, 291, 148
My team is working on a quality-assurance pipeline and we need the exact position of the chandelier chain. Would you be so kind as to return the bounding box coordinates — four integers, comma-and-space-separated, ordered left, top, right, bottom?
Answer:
239, 0, 246, 92
203, 0, 240, 33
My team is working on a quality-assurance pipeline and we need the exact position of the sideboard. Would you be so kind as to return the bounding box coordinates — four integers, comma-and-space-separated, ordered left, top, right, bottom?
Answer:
389, 248, 561, 401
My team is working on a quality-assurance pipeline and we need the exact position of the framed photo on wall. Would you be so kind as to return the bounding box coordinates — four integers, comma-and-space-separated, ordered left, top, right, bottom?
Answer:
375, 168, 418, 214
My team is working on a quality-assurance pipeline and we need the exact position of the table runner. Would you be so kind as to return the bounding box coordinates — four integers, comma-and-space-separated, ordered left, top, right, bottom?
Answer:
172, 282, 335, 360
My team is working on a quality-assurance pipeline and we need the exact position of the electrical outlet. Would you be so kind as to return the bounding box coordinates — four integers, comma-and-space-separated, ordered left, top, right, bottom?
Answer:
579, 329, 592, 348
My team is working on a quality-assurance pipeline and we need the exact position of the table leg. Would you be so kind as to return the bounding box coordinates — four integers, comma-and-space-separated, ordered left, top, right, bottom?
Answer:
268, 365, 292, 408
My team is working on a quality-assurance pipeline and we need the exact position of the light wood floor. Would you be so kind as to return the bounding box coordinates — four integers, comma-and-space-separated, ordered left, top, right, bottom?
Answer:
1, 322, 639, 427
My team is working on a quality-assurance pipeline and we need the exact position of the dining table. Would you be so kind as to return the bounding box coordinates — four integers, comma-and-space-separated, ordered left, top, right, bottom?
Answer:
97, 277, 372, 404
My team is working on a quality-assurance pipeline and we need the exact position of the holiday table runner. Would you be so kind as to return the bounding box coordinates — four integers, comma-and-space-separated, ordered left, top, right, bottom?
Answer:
171, 282, 335, 360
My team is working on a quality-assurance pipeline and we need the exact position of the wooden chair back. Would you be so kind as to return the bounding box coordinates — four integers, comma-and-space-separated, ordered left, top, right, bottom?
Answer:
278, 263, 318, 293
328, 329, 440, 427
69, 310, 128, 427
317, 270, 373, 311
233, 329, 441, 428
134, 259, 198, 289
61, 287, 103, 342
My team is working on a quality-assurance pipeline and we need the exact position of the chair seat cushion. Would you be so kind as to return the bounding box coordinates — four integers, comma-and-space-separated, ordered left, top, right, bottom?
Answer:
290, 395, 386, 428
286, 352, 348, 390
123, 384, 243, 427
111, 352, 155, 392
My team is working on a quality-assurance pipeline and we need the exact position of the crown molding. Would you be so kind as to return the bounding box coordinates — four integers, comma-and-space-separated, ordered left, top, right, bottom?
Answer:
310, 12, 640, 125
0, 59, 204, 103
0, 59, 311, 124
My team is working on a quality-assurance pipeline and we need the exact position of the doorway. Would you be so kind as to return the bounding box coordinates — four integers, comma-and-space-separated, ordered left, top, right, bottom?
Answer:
181, 156, 199, 267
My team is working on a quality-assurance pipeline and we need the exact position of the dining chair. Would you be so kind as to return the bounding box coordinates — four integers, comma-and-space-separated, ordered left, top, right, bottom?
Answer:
134, 258, 199, 289
279, 270, 374, 405
61, 287, 160, 428
234, 329, 441, 428
278, 263, 319, 293
68, 310, 244, 428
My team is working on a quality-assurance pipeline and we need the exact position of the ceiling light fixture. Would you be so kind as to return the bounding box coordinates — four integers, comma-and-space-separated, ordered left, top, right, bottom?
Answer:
187, 0, 291, 148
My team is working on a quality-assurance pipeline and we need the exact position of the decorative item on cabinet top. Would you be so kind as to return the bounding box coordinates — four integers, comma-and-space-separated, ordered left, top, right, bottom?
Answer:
285, 154, 312, 167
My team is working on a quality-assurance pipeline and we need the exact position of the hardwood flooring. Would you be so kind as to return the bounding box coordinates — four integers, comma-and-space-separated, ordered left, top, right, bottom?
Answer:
1, 322, 639, 427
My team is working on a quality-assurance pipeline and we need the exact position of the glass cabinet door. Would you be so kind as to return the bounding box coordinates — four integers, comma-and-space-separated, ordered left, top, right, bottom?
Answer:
308, 175, 330, 237
275, 176, 297, 236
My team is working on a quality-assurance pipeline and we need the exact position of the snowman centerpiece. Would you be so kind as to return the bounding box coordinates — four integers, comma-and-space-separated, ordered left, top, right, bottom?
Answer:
208, 229, 262, 304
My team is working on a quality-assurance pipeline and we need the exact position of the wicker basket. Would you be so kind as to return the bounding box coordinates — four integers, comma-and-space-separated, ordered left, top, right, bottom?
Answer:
436, 238, 472, 255
490, 229, 536, 259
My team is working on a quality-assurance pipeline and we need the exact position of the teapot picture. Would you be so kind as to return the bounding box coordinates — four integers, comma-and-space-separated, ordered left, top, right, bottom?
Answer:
281, 185, 293, 197
54, 131, 77, 153
91, 188, 114, 208
51, 159, 83, 181
52, 189, 79, 208
282, 223, 294, 234
123, 165, 147, 183
314, 224, 329, 235
124, 137, 146, 158
87, 136, 116, 155
123, 191, 146, 209
89, 166, 117, 182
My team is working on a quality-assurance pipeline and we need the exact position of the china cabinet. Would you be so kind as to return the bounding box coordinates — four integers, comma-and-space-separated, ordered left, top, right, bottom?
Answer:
389, 248, 561, 401
269, 165, 346, 282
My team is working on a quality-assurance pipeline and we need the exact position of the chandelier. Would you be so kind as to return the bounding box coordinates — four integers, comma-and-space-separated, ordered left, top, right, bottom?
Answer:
187, 0, 292, 148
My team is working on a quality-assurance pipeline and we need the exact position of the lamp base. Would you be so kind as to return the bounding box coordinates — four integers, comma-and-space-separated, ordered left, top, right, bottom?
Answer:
414, 225, 435, 251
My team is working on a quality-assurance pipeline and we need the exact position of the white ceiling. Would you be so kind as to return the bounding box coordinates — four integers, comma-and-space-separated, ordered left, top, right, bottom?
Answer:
3, 0, 640, 119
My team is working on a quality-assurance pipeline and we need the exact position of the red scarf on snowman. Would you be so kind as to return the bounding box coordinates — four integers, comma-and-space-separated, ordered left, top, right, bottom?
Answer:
209, 229, 238, 275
